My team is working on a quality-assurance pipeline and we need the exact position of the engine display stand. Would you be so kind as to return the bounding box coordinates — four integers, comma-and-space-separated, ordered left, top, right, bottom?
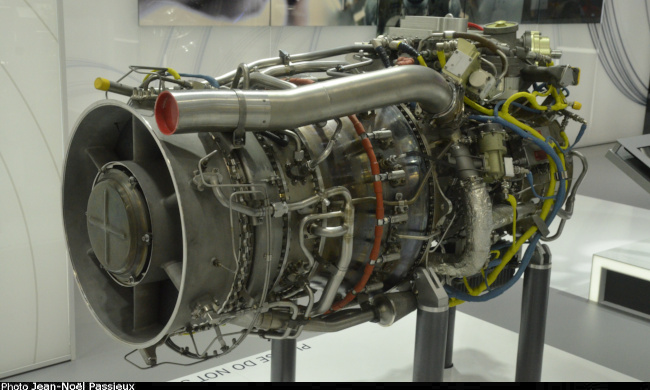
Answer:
271, 338, 297, 382
270, 246, 552, 383
444, 306, 457, 369
515, 244, 552, 381
412, 268, 449, 382
441, 245, 553, 382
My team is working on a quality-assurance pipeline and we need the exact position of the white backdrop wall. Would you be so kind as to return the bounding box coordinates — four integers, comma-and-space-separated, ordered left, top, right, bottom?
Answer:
62, 1, 650, 149
63, 0, 376, 130
2, 0, 640, 376
0, 0, 71, 378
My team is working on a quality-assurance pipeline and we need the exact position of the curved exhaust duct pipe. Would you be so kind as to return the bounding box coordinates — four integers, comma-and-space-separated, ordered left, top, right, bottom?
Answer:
430, 180, 493, 278
154, 65, 456, 135
431, 143, 493, 278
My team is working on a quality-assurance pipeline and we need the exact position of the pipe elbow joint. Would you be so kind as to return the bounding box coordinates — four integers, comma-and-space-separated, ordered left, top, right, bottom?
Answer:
431, 179, 493, 278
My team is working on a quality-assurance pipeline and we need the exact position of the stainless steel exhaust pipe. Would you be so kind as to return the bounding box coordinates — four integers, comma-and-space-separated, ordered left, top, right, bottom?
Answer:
430, 179, 493, 278
213, 44, 374, 85
154, 65, 455, 135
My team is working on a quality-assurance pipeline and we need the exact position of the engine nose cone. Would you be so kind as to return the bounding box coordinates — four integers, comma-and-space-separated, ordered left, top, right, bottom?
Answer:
86, 167, 151, 286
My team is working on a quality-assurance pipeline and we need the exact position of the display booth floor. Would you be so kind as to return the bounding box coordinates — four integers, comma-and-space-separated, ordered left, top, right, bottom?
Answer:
172, 310, 638, 382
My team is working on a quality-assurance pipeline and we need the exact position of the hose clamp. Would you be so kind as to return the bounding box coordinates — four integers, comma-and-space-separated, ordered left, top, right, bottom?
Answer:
233, 89, 247, 147
430, 83, 461, 122
528, 263, 551, 270
554, 171, 569, 181
419, 306, 449, 313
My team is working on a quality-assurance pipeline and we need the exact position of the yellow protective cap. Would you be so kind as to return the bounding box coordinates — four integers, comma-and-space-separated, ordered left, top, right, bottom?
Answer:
572, 101, 582, 110
94, 77, 110, 91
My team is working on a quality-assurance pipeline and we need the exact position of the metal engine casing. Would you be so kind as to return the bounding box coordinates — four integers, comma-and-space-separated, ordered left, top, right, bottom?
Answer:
64, 99, 433, 348
62, 16, 586, 364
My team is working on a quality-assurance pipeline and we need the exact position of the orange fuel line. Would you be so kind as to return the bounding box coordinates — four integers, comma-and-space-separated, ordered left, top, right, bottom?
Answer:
330, 114, 384, 311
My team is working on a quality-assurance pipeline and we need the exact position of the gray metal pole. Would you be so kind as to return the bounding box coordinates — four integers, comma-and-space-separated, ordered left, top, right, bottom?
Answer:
444, 306, 456, 369
412, 267, 449, 382
413, 307, 449, 381
271, 338, 297, 382
515, 244, 552, 382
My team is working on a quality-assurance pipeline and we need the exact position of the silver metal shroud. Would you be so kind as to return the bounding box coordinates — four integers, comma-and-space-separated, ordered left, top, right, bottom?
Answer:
154, 65, 455, 134
431, 179, 493, 278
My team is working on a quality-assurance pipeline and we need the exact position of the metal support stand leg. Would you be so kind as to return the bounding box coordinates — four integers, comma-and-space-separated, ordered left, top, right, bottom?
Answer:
515, 244, 552, 382
271, 338, 296, 382
444, 306, 456, 369
412, 268, 449, 382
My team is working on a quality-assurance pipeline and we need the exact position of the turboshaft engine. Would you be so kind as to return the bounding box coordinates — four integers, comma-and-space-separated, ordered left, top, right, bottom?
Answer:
63, 17, 587, 365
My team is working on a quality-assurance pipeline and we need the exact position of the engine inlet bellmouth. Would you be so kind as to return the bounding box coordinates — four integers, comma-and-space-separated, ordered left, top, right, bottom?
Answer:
155, 90, 179, 135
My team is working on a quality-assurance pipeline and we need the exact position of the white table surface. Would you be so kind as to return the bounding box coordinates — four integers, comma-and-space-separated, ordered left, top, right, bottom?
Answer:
543, 195, 650, 299
173, 310, 639, 382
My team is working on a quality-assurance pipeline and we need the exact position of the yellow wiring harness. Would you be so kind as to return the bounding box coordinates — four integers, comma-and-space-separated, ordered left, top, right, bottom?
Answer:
449, 176, 558, 307
437, 50, 447, 67
433, 45, 580, 306
142, 67, 181, 82
450, 88, 572, 308
464, 96, 493, 115
498, 89, 569, 191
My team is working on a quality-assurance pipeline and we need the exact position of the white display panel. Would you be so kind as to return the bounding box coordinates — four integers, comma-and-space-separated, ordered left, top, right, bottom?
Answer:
590, 240, 650, 319
0, 0, 71, 378
547, 196, 650, 300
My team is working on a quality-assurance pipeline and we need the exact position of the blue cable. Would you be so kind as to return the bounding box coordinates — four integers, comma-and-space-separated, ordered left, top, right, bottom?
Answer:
511, 102, 545, 114
567, 123, 588, 152
491, 241, 512, 251
174, 72, 220, 88
445, 233, 544, 302
546, 136, 567, 157
475, 116, 566, 220
448, 90, 572, 302
486, 110, 565, 214
445, 134, 565, 301
526, 172, 555, 200
533, 82, 568, 99
494, 100, 504, 115
445, 115, 567, 302
486, 259, 502, 269
482, 271, 492, 291
497, 91, 582, 153
533, 82, 548, 93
